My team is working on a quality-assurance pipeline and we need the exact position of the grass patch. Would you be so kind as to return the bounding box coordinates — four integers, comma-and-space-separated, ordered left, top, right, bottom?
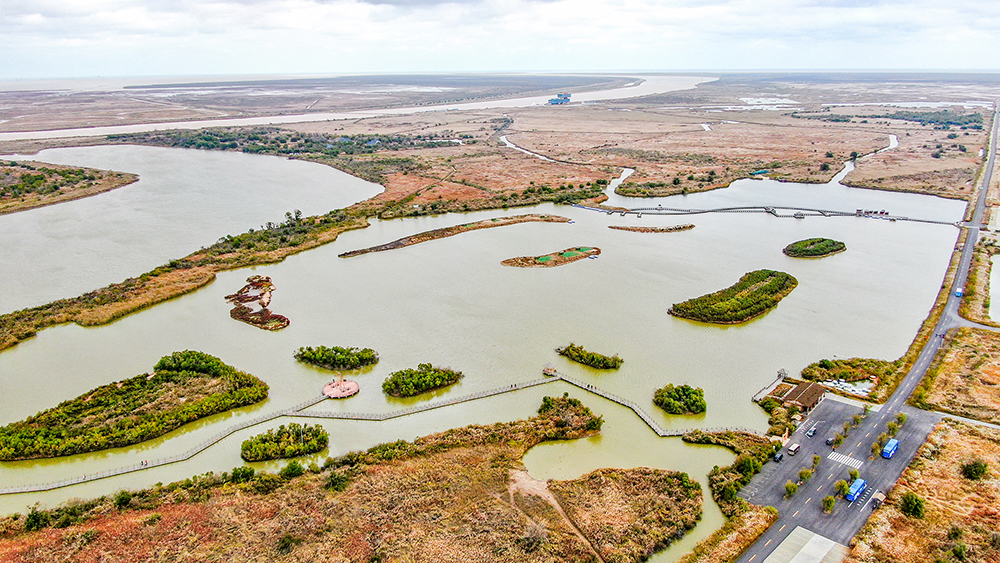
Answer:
556, 342, 624, 370
782, 237, 846, 258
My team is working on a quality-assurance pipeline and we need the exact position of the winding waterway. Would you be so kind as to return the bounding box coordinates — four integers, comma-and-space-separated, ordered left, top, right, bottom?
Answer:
0, 146, 965, 560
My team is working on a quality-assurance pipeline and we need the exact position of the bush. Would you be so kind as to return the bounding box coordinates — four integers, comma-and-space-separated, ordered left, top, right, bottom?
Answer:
834, 480, 849, 496
277, 534, 302, 554
230, 465, 255, 483
24, 508, 50, 531
293, 345, 379, 370
279, 460, 306, 480
899, 491, 925, 518
325, 471, 350, 492
822, 495, 835, 513
113, 491, 132, 510
250, 473, 285, 494
555, 343, 623, 369
961, 460, 988, 480
653, 384, 707, 415
382, 363, 463, 397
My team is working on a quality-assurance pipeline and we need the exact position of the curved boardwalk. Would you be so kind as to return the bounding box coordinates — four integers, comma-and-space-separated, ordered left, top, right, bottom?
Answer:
0, 368, 760, 495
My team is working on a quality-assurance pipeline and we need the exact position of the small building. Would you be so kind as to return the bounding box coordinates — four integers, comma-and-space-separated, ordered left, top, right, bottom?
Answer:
548, 93, 571, 105
542, 363, 558, 376
782, 381, 828, 412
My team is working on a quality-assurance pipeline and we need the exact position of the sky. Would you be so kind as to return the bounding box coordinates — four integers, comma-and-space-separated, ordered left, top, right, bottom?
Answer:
2, 0, 999, 79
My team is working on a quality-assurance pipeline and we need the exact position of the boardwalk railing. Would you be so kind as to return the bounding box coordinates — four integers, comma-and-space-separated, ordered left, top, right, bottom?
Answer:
1, 369, 762, 495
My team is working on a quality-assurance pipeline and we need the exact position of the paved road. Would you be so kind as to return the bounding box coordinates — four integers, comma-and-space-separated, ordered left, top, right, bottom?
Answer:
737, 107, 1000, 562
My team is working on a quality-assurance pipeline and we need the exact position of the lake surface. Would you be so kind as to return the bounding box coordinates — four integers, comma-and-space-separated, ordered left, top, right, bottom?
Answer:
0, 145, 382, 313
0, 146, 965, 559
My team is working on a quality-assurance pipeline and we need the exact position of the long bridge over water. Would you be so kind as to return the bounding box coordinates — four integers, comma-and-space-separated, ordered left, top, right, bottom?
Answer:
574, 203, 959, 226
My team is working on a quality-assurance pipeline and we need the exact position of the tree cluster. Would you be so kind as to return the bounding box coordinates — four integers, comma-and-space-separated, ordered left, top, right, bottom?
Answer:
556, 343, 623, 369
294, 345, 379, 370
382, 363, 463, 397
241, 423, 329, 462
782, 238, 846, 258
654, 384, 707, 415
1, 162, 98, 199
0, 350, 269, 460
669, 270, 798, 324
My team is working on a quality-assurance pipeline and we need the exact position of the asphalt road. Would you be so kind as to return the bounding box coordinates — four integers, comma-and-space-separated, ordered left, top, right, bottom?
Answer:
736, 107, 1000, 563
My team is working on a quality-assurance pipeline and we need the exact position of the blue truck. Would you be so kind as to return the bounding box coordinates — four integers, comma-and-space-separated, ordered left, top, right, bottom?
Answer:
846, 478, 868, 502
882, 438, 899, 459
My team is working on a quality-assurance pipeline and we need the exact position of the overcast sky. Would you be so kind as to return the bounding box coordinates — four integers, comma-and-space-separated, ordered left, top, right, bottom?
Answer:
2, 0, 999, 79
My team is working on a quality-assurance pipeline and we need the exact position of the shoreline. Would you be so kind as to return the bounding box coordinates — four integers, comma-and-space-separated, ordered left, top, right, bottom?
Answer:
0, 162, 139, 216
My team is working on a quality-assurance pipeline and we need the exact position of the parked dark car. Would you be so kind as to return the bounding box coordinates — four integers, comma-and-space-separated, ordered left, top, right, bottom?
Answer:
826, 437, 835, 446
773, 453, 784, 462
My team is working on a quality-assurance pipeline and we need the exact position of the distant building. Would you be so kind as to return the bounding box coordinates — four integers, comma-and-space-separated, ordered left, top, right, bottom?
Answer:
548, 93, 571, 105
782, 382, 828, 412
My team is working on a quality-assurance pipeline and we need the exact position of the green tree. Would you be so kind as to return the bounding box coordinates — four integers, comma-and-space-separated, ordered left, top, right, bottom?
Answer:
849, 468, 860, 481
863, 403, 871, 417
812, 454, 821, 468
785, 481, 798, 498
852, 414, 862, 427
871, 441, 882, 457
899, 491, 925, 518
822, 495, 836, 513
887, 421, 899, 436
834, 480, 849, 496
799, 468, 813, 482
833, 434, 845, 448
895, 412, 907, 426
279, 460, 305, 480
843, 421, 852, 435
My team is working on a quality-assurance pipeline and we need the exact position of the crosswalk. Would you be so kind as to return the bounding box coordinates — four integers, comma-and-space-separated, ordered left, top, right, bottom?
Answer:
828, 451, 864, 470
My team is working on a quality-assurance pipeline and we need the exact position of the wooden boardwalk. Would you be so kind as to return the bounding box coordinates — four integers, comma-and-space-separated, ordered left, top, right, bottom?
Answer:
0, 368, 760, 495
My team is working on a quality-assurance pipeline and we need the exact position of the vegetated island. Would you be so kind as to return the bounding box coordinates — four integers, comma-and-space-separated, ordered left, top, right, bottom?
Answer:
556, 342, 623, 369
609, 224, 695, 233
669, 269, 798, 325
502, 246, 600, 268
0, 160, 138, 215
0, 351, 268, 461
241, 423, 329, 462
382, 363, 463, 397
339, 213, 569, 258
224, 275, 289, 330
654, 384, 707, 415
294, 345, 379, 370
0, 396, 708, 562
782, 237, 846, 258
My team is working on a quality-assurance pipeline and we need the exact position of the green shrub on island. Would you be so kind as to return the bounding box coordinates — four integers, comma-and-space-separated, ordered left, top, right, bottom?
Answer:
654, 384, 707, 415
801, 357, 901, 383
294, 345, 379, 370
783, 238, 846, 258
382, 363, 464, 397
668, 269, 798, 325
556, 343, 624, 370
0, 351, 269, 461
241, 423, 329, 462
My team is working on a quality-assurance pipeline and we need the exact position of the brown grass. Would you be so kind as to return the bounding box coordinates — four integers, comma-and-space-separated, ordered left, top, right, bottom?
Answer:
848, 419, 1000, 563
677, 505, 777, 563
959, 240, 1000, 328
501, 247, 600, 268
911, 327, 1000, 424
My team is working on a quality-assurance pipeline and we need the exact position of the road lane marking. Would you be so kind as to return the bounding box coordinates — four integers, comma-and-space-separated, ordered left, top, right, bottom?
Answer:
779, 524, 786, 532
749, 555, 758, 562
764, 539, 772, 547
793, 510, 800, 517
805, 497, 812, 504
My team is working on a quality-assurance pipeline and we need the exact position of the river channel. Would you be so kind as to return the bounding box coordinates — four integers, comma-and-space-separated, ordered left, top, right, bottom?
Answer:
0, 146, 965, 560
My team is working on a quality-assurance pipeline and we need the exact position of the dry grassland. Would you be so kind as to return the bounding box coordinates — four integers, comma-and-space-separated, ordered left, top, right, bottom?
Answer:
959, 240, 1000, 328
912, 327, 1000, 424
849, 419, 1000, 563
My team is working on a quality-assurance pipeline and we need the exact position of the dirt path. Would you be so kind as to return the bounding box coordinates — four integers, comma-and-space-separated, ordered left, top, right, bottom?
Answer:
507, 469, 607, 563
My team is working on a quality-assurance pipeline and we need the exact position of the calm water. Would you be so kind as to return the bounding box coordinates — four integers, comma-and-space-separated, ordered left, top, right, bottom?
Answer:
0, 145, 382, 313
0, 147, 965, 559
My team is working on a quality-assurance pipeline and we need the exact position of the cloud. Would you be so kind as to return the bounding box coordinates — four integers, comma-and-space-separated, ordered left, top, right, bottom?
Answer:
1, 0, 998, 78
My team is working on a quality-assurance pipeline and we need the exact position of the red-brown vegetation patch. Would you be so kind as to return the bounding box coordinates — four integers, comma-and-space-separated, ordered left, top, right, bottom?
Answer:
912, 327, 1000, 424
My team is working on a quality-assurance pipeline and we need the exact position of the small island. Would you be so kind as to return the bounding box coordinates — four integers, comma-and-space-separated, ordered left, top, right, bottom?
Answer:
608, 224, 695, 233
0, 160, 139, 215
294, 345, 379, 370
225, 275, 290, 330
340, 214, 570, 258
0, 351, 269, 461
241, 423, 329, 461
502, 246, 600, 268
669, 269, 798, 324
782, 237, 846, 258
556, 343, 624, 369
654, 384, 707, 415
382, 363, 464, 397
